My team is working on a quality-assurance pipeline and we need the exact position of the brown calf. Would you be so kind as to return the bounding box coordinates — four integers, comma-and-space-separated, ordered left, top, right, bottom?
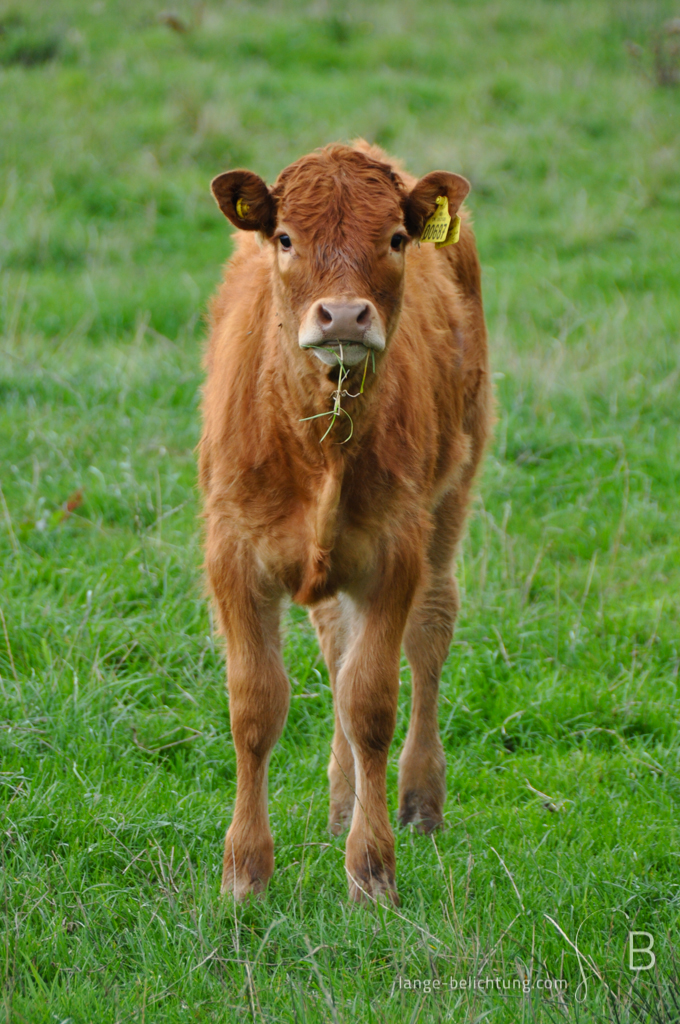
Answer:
199, 142, 491, 903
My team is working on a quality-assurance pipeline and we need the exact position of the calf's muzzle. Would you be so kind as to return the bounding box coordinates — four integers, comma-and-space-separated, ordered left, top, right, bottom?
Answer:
299, 298, 386, 367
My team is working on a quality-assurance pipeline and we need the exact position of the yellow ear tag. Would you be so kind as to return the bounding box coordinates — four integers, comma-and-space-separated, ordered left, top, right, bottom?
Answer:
435, 214, 461, 249
421, 195, 451, 245
235, 197, 250, 219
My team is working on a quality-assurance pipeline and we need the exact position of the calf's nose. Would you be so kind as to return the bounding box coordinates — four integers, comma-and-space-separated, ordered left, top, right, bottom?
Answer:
314, 300, 373, 340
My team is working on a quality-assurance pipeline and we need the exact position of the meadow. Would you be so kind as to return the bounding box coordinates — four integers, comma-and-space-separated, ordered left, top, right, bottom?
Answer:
1, 0, 679, 1020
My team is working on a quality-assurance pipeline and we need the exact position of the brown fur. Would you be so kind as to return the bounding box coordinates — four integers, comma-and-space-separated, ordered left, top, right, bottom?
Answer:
200, 141, 492, 903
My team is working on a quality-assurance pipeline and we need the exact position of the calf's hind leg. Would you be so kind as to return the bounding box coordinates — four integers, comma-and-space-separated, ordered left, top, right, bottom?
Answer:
399, 491, 468, 832
398, 574, 458, 832
309, 598, 356, 835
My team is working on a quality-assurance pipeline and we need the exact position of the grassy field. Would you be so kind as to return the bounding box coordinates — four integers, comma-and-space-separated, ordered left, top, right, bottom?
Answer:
2, 0, 680, 1020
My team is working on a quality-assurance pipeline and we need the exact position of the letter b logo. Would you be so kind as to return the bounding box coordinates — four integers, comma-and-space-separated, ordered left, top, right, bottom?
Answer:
629, 932, 655, 971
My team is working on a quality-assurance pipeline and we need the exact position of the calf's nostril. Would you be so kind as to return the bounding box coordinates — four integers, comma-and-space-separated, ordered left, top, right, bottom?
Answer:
356, 305, 371, 326
318, 304, 333, 326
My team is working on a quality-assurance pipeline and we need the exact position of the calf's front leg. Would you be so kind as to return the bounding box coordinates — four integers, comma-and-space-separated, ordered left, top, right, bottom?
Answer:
336, 568, 418, 903
207, 538, 289, 898
221, 625, 289, 898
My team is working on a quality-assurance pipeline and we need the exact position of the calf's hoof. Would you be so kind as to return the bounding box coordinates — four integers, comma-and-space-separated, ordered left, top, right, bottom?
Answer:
221, 829, 274, 900
328, 798, 354, 836
398, 790, 444, 834
346, 865, 399, 905
345, 838, 398, 905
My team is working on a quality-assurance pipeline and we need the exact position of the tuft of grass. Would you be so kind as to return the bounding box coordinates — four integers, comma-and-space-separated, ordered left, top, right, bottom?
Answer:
0, 14, 61, 67
1, 0, 679, 1020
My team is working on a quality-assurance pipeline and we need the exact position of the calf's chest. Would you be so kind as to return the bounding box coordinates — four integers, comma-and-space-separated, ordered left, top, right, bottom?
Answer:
249, 458, 423, 604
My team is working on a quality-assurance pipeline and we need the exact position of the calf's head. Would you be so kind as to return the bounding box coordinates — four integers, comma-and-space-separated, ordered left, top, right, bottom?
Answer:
211, 145, 469, 369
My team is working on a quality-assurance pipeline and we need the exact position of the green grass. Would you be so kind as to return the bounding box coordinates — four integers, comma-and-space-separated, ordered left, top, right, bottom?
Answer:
1, 0, 680, 1020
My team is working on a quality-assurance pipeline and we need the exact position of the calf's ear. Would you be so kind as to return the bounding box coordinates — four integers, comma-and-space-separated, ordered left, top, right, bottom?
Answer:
403, 171, 470, 239
211, 169, 277, 235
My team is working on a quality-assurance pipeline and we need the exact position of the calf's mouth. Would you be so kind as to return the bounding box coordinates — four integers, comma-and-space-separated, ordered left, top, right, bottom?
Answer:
298, 298, 386, 367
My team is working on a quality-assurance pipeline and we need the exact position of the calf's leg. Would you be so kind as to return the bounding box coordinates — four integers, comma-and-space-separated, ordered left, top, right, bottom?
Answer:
337, 568, 418, 903
398, 489, 469, 832
221, 624, 289, 897
207, 537, 289, 898
309, 598, 355, 834
398, 575, 458, 831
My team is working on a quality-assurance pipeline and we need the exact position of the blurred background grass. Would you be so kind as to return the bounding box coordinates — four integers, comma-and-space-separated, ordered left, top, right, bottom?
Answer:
1, 1, 680, 1021
2, 0, 679, 344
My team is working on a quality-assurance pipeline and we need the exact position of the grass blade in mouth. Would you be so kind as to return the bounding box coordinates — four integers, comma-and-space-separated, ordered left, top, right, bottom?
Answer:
299, 344, 370, 443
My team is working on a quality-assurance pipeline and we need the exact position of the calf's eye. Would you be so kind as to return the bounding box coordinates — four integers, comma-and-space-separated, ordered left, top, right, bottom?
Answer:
390, 234, 405, 251
279, 234, 292, 250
